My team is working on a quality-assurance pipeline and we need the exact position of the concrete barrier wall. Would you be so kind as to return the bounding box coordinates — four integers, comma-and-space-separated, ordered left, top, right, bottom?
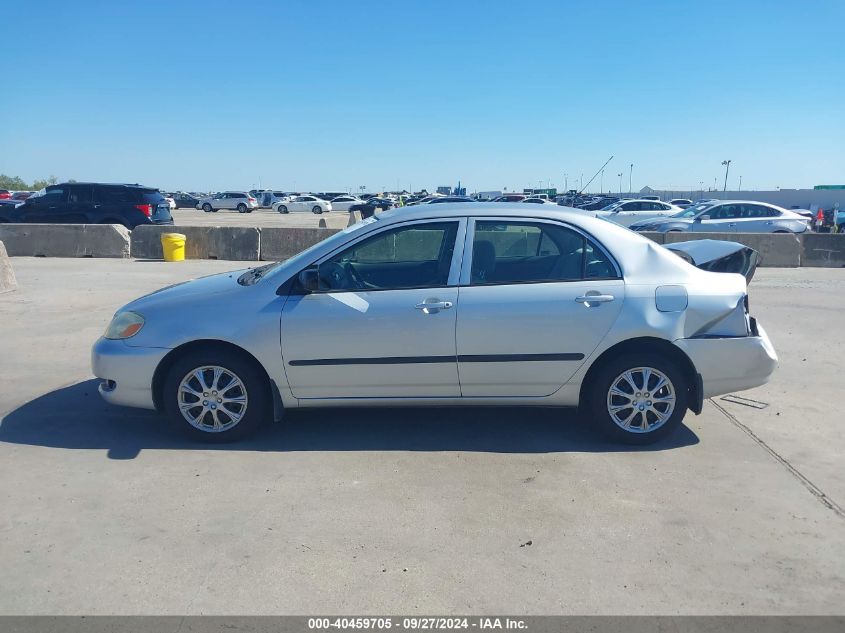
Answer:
801, 233, 845, 268
260, 228, 341, 261
0, 241, 17, 293
662, 231, 802, 267
0, 224, 130, 258
0, 223, 838, 268
131, 225, 261, 261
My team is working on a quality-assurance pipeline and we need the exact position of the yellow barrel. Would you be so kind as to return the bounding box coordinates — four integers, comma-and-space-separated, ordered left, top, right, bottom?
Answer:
160, 233, 186, 262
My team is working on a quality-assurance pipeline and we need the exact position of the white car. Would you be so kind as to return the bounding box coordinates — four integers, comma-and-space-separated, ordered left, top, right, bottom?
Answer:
197, 192, 258, 213
590, 199, 682, 227
274, 195, 332, 214
520, 197, 558, 205
329, 196, 366, 212
92, 202, 777, 445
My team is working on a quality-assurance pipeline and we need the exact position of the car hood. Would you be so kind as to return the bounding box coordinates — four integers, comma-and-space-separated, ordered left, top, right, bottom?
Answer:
629, 216, 691, 228
664, 239, 760, 283
121, 268, 251, 313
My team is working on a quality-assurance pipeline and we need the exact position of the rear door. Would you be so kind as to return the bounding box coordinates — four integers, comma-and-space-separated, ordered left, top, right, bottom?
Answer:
694, 203, 740, 232
455, 218, 624, 397
65, 184, 95, 223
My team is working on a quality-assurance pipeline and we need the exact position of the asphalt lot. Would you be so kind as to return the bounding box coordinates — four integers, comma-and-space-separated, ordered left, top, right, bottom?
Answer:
172, 207, 352, 229
0, 259, 843, 615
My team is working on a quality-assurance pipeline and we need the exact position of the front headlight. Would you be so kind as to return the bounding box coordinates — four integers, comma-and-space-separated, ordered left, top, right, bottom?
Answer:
104, 311, 145, 340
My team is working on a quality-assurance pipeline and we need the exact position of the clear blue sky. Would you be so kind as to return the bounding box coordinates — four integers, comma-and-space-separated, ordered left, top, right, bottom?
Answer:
2, 0, 843, 193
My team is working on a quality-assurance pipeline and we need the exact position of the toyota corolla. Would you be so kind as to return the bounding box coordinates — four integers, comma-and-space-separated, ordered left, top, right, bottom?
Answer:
92, 203, 777, 444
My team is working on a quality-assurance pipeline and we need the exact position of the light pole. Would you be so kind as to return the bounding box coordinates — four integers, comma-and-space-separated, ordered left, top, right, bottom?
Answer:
628, 163, 633, 195
738, 175, 742, 191
721, 159, 731, 192
618, 173, 623, 195
699, 181, 704, 199
599, 169, 604, 194
564, 173, 568, 190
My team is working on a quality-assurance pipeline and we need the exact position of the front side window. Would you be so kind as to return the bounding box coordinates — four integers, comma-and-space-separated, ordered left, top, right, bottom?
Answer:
316, 222, 459, 292
470, 221, 616, 285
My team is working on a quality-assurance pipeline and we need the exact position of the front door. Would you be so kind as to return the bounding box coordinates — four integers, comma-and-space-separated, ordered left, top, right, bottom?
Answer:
281, 219, 465, 398
455, 218, 624, 397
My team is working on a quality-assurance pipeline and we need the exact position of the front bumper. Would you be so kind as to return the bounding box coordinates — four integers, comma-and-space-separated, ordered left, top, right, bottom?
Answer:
91, 337, 170, 410
674, 323, 778, 399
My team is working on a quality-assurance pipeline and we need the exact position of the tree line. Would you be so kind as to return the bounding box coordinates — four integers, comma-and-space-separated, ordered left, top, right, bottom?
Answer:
0, 174, 70, 191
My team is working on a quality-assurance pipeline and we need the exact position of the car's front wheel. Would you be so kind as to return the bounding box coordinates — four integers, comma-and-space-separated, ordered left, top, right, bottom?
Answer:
202, 203, 212, 213
163, 350, 270, 442
312, 205, 322, 214
278, 205, 288, 214
588, 353, 688, 445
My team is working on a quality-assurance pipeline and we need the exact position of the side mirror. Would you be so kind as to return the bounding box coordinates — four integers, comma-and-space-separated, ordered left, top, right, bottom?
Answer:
298, 268, 319, 292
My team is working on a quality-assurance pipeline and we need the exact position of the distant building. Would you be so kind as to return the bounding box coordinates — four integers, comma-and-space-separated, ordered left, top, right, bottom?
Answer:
436, 186, 452, 195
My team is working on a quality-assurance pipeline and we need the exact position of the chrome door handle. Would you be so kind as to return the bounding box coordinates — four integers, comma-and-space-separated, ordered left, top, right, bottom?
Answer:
576, 294, 615, 305
415, 300, 453, 314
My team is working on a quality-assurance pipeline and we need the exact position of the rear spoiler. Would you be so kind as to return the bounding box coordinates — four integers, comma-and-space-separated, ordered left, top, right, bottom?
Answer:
663, 239, 760, 283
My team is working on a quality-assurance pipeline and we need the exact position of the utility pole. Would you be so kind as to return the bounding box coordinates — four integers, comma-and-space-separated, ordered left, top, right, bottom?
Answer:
721, 159, 731, 192
629, 163, 633, 195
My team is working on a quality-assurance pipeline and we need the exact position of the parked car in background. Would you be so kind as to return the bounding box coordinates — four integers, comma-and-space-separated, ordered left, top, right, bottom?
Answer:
91, 202, 777, 445
670, 199, 693, 209
0, 183, 173, 229
578, 197, 620, 211
0, 190, 11, 199
491, 194, 526, 202
592, 199, 681, 227
427, 196, 475, 204
198, 192, 257, 213
330, 195, 366, 212
164, 195, 176, 210
521, 197, 558, 205
350, 198, 394, 212
255, 191, 290, 208
172, 192, 201, 208
11, 191, 36, 201
0, 199, 24, 209
641, 195, 661, 201
629, 200, 811, 234
273, 195, 332, 214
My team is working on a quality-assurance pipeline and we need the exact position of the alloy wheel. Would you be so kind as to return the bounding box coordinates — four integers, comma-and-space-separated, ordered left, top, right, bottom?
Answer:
606, 366, 676, 433
177, 366, 248, 433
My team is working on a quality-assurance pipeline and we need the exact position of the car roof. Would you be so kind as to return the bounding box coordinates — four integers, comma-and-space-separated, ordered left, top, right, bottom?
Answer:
52, 182, 157, 190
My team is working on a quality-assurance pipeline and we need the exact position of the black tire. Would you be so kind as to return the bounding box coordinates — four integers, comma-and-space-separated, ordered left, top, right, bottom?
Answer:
587, 353, 688, 445
278, 205, 288, 214
202, 203, 213, 213
312, 205, 322, 214
163, 349, 271, 442
237, 203, 247, 213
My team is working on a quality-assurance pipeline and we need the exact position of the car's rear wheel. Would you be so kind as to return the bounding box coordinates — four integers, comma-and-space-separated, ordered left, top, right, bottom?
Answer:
202, 203, 212, 213
312, 205, 322, 214
237, 203, 247, 213
278, 205, 288, 214
163, 350, 270, 442
588, 353, 688, 445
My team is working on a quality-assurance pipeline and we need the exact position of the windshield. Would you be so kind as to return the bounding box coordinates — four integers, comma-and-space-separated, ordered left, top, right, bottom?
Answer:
259, 215, 381, 280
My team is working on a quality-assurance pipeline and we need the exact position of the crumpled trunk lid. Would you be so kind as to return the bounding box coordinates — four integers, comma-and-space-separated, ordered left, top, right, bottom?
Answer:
663, 239, 760, 283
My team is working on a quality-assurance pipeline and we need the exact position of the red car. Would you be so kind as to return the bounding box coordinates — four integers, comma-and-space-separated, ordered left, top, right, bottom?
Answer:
0, 190, 12, 200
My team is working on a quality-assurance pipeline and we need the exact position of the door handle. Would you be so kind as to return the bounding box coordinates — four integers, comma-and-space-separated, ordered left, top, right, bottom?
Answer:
576, 294, 615, 305
728, 223, 736, 227
415, 300, 453, 314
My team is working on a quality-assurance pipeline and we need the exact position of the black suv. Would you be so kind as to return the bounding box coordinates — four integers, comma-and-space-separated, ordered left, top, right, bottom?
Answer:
0, 182, 174, 229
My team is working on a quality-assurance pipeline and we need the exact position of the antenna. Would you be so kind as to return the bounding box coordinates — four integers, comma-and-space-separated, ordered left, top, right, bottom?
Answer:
578, 155, 614, 195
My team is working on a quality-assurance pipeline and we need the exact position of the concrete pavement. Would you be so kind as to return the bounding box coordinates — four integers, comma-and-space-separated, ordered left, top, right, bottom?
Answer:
0, 259, 843, 614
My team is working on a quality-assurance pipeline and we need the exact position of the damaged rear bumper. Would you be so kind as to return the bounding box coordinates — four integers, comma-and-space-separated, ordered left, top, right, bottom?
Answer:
675, 322, 778, 399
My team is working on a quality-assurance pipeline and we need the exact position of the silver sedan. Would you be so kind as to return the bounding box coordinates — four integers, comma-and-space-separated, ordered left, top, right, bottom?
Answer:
630, 200, 811, 233
92, 203, 778, 444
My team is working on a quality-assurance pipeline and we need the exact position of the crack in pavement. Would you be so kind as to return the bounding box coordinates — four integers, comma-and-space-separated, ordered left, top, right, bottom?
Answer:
710, 398, 845, 520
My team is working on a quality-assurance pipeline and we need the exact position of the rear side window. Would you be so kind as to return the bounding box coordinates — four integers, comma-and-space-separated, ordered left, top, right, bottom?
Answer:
140, 190, 166, 204
470, 221, 617, 285
95, 187, 133, 205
